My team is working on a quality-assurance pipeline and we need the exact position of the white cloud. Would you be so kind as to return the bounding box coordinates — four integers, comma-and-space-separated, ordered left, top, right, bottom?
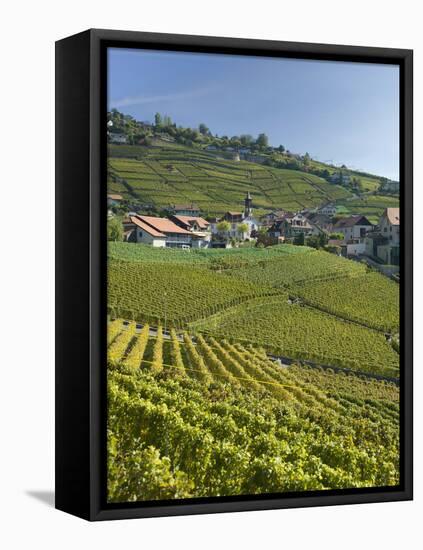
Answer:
109, 87, 217, 109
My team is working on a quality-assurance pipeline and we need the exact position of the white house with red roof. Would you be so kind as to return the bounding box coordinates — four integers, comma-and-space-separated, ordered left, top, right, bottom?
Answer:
129, 216, 168, 247
130, 214, 211, 248
169, 214, 211, 247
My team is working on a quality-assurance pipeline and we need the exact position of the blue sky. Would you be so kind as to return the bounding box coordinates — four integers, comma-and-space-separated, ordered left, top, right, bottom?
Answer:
108, 48, 399, 180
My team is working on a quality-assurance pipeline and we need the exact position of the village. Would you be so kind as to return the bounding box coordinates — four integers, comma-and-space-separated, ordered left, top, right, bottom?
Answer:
108, 191, 400, 274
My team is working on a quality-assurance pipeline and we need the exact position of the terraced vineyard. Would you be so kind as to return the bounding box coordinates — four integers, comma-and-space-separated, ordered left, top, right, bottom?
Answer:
338, 194, 400, 224
190, 295, 399, 377
222, 248, 368, 286
107, 321, 399, 501
107, 144, 355, 216
108, 243, 400, 377
292, 272, 399, 333
108, 258, 278, 326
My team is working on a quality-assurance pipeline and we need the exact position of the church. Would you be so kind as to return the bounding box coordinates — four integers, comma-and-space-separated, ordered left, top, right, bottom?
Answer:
210, 192, 260, 240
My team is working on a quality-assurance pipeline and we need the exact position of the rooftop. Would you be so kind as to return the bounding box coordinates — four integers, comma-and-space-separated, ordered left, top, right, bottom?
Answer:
172, 215, 210, 230
137, 215, 193, 235
130, 216, 166, 238
333, 215, 373, 229
384, 207, 400, 226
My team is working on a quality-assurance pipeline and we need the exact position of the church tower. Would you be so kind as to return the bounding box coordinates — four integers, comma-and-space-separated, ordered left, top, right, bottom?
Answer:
244, 191, 253, 218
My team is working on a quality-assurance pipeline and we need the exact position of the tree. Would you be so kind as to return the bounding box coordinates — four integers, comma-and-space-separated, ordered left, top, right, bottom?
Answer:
154, 112, 162, 127
217, 220, 231, 234
329, 232, 344, 240
294, 232, 305, 246
198, 123, 209, 135
303, 152, 311, 166
163, 115, 172, 127
107, 217, 123, 242
351, 176, 364, 193
318, 232, 328, 247
256, 133, 269, 148
378, 177, 388, 193
277, 145, 285, 152
240, 134, 254, 146
306, 235, 320, 249
237, 222, 249, 238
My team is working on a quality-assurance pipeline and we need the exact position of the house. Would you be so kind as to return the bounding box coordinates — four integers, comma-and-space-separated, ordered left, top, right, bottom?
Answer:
169, 204, 201, 217
333, 215, 373, 242
290, 213, 323, 237
267, 213, 295, 238
107, 194, 123, 207
304, 212, 333, 233
170, 215, 211, 248
129, 216, 167, 247
365, 208, 400, 265
122, 216, 137, 241
170, 215, 210, 232
211, 192, 260, 240
268, 212, 326, 240
379, 207, 400, 245
131, 215, 194, 248
260, 210, 287, 226
109, 133, 127, 144
317, 202, 337, 217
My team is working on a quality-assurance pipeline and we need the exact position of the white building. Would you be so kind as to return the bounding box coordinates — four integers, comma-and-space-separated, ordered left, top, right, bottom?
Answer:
169, 204, 201, 217
317, 202, 337, 217
379, 207, 400, 245
211, 192, 260, 240
333, 215, 373, 242
365, 208, 400, 265
109, 133, 128, 144
107, 194, 123, 207
130, 215, 193, 248
170, 215, 211, 248
130, 216, 167, 247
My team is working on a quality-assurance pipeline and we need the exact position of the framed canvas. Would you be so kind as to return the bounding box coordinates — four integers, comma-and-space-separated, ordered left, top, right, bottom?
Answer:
55, 29, 413, 521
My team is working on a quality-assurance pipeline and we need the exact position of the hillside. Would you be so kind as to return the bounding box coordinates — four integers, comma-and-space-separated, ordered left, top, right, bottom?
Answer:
108, 243, 400, 377
107, 142, 397, 220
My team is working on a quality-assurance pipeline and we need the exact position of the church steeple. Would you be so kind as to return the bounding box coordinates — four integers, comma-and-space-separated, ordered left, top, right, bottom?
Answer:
244, 191, 253, 218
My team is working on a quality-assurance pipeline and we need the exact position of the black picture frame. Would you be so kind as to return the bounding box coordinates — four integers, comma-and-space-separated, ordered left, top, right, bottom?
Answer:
55, 28, 413, 521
